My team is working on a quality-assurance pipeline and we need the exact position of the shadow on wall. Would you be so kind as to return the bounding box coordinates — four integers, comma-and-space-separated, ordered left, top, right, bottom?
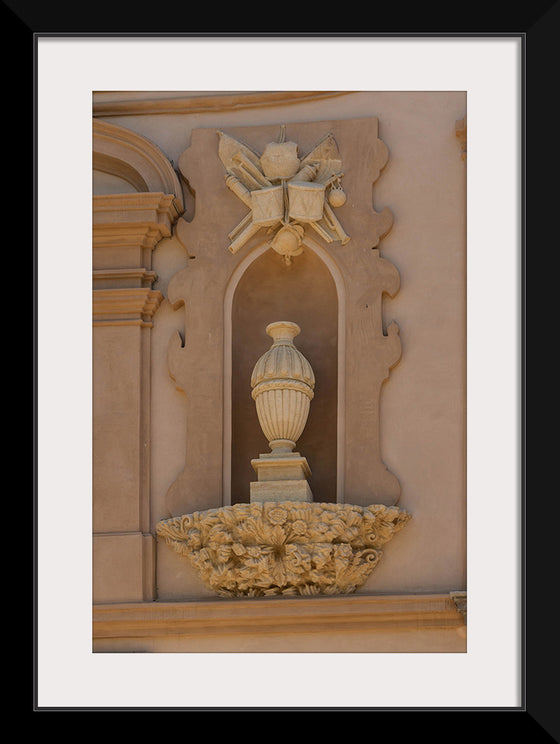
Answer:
231, 247, 338, 503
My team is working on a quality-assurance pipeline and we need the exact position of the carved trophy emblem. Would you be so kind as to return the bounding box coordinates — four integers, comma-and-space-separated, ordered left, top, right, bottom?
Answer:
217, 125, 350, 264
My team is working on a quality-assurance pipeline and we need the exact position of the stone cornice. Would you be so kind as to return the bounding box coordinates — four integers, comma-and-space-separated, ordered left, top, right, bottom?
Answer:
93, 593, 466, 642
93, 223, 172, 253
93, 268, 158, 290
93, 287, 163, 327
93, 194, 182, 258
93, 195, 178, 317
93, 192, 181, 230
93, 91, 350, 118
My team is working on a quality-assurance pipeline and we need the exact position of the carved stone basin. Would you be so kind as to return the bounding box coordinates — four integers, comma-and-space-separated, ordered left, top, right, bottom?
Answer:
156, 501, 410, 598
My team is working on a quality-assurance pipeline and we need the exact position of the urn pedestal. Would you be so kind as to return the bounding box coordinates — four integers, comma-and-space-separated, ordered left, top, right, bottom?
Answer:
250, 452, 313, 503
249, 321, 315, 503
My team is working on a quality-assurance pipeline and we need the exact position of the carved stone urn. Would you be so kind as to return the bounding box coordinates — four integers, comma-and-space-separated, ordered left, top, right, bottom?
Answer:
251, 321, 314, 455
250, 321, 315, 502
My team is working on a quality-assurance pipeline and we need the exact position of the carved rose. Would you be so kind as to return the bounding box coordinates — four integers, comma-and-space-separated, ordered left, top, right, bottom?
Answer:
291, 519, 307, 536
267, 507, 288, 525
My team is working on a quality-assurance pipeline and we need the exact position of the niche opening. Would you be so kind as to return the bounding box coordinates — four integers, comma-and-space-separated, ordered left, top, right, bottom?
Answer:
230, 247, 338, 504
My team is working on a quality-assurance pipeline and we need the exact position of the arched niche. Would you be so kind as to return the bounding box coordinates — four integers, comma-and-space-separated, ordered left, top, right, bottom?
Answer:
92, 118, 184, 210
229, 245, 339, 505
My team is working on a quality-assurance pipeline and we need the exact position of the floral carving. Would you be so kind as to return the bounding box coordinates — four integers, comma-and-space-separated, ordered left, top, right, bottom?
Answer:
156, 501, 410, 597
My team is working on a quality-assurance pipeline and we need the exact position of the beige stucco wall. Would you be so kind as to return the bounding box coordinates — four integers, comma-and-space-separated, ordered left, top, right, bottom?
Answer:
93, 90, 466, 606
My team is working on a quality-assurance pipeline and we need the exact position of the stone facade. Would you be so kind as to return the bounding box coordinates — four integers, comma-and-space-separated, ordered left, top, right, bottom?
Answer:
92, 90, 467, 652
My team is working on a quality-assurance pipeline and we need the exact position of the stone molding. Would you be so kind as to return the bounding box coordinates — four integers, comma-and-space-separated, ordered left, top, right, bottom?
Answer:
93, 223, 171, 257
92, 593, 466, 644
93, 287, 163, 327
93, 268, 158, 290
92, 91, 349, 119
93, 194, 182, 276
250, 378, 314, 397
93, 192, 181, 237
93, 119, 184, 210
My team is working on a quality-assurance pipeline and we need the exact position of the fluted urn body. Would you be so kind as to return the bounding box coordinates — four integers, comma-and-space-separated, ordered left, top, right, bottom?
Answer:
251, 321, 315, 454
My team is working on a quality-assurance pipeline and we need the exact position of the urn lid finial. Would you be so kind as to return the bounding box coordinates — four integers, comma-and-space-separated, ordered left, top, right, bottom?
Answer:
266, 320, 301, 344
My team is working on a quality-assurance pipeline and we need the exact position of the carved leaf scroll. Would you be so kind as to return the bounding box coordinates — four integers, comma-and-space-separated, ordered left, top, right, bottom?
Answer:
157, 501, 410, 597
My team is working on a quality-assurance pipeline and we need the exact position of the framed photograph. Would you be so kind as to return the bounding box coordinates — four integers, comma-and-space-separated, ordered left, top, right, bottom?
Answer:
24, 13, 542, 728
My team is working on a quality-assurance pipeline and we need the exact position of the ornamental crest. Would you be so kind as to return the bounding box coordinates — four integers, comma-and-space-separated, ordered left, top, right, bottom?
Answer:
217, 125, 350, 264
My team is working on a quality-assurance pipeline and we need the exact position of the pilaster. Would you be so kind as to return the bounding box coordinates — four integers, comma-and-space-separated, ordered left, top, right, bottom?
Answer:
92, 190, 180, 603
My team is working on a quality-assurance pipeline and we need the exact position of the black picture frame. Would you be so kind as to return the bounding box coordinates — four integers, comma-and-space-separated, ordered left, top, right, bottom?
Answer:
19, 1, 551, 733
